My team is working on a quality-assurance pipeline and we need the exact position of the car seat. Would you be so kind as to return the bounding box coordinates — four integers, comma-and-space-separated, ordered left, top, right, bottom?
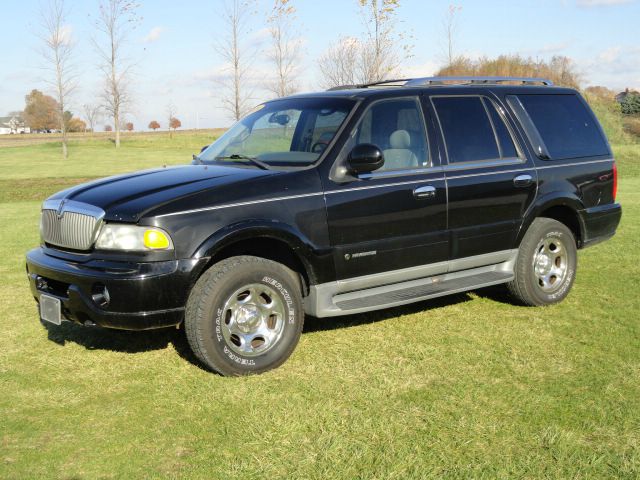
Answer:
382, 130, 419, 170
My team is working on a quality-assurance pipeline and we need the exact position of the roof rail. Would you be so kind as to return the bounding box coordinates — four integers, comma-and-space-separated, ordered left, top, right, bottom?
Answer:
326, 78, 412, 91
326, 76, 554, 91
404, 76, 554, 86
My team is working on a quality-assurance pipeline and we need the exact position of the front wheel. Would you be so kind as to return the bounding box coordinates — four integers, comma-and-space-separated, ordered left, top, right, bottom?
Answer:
507, 218, 577, 306
185, 256, 304, 376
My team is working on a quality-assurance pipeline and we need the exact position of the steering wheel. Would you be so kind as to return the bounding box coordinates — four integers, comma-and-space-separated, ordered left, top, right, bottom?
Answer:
311, 142, 328, 154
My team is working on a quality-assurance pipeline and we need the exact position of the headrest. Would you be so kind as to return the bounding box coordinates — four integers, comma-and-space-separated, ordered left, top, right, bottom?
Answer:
389, 130, 411, 149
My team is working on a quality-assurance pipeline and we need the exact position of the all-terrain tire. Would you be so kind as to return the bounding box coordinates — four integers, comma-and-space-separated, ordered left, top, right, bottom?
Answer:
185, 255, 304, 376
507, 218, 577, 306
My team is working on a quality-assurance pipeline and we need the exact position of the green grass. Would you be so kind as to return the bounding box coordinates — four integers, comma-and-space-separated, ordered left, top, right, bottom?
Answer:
1, 133, 639, 479
0, 130, 221, 180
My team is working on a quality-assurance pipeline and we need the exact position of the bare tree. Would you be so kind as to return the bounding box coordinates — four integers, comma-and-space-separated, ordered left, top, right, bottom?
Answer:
442, 4, 462, 67
82, 103, 102, 135
318, 1, 405, 89
94, 0, 140, 148
317, 37, 360, 89
166, 102, 176, 138
38, 0, 75, 158
217, 0, 255, 121
357, 0, 402, 83
266, 0, 301, 98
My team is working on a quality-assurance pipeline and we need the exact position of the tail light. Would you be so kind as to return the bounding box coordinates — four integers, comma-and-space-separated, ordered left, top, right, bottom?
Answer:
613, 162, 618, 201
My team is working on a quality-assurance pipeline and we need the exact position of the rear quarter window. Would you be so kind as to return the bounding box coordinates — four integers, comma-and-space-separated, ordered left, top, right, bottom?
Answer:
515, 94, 609, 160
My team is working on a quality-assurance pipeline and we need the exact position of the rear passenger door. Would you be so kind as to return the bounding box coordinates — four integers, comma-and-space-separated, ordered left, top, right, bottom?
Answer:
428, 94, 537, 261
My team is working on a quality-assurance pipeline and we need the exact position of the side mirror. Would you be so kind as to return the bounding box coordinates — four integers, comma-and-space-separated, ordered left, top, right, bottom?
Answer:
268, 113, 290, 126
200, 145, 209, 153
348, 144, 384, 174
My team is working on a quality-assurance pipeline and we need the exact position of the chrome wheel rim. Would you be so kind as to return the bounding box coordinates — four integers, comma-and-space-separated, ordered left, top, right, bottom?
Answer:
220, 283, 286, 357
532, 236, 568, 292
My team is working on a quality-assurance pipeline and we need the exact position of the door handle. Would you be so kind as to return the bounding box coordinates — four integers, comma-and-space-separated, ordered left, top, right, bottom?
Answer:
413, 185, 437, 199
513, 174, 533, 187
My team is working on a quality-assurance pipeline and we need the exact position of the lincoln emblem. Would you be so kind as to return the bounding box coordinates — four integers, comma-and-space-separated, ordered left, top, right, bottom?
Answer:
56, 199, 66, 219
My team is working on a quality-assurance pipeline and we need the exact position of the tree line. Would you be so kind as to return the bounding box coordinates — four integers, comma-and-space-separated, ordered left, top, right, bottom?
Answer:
11, 0, 638, 158
13, 88, 183, 134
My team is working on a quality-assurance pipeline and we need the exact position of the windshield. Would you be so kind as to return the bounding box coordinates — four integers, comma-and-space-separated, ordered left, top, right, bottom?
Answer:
198, 97, 356, 167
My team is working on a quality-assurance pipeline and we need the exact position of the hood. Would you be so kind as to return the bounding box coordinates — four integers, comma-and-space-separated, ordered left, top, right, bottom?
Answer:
49, 164, 282, 222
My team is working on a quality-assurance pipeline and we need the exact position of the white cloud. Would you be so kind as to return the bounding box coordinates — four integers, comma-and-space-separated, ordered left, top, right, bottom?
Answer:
597, 46, 622, 63
59, 25, 73, 45
537, 42, 570, 54
249, 27, 271, 46
400, 61, 440, 79
577, 45, 640, 90
577, 0, 634, 7
143, 26, 166, 43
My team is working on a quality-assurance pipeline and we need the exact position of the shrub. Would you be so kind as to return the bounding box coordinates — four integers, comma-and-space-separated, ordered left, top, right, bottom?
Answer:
584, 94, 632, 145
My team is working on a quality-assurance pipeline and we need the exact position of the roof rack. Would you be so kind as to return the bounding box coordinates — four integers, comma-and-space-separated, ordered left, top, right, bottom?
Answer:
404, 76, 554, 86
327, 78, 412, 91
326, 76, 554, 91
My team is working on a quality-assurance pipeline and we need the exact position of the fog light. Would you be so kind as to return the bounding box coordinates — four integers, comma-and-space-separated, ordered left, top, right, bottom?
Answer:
36, 276, 48, 291
91, 284, 110, 307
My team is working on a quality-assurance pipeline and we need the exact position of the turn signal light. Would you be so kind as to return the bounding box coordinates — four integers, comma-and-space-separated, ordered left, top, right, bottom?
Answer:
143, 229, 171, 249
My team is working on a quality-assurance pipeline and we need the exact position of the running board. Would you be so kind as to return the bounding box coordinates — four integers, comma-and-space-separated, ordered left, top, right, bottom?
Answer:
334, 269, 512, 312
305, 258, 516, 317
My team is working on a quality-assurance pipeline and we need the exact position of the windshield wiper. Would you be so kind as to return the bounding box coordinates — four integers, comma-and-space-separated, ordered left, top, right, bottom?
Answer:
215, 154, 270, 170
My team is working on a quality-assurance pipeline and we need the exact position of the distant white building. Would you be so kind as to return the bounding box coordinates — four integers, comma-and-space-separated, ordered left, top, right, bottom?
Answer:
0, 115, 30, 134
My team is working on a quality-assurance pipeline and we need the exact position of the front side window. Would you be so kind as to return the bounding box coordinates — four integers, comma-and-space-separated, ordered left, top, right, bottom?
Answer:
198, 97, 355, 167
346, 97, 430, 172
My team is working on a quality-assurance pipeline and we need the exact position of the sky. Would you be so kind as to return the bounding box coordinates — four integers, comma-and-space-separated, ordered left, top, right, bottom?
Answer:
0, 0, 639, 130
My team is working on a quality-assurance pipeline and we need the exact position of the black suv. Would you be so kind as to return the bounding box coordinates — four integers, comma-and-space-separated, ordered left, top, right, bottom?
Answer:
26, 76, 622, 375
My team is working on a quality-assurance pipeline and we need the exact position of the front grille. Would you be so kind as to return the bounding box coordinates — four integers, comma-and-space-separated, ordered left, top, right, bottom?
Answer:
40, 200, 105, 251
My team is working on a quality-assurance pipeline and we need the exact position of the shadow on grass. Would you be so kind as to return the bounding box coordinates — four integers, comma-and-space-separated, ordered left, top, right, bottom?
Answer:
473, 284, 524, 305
43, 320, 207, 371
41, 290, 480, 369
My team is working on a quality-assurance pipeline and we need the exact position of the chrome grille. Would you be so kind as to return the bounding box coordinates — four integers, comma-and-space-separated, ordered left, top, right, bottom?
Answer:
40, 200, 105, 251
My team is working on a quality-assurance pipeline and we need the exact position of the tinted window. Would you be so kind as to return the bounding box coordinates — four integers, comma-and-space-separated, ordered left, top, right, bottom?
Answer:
516, 94, 609, 159
485, 99, 518, 158
433, 96, 499, 163
352, 98, 429, 171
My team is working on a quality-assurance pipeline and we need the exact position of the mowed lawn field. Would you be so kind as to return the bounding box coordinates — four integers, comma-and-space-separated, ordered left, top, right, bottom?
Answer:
1, 133, 639, 479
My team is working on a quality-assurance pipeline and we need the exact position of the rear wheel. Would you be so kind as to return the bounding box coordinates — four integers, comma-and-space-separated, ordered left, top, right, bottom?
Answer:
185, 255, 304, 376
507, 218, 577, 306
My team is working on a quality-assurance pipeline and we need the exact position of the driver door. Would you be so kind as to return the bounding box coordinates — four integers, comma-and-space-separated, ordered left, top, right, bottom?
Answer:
322, 96, 448, 280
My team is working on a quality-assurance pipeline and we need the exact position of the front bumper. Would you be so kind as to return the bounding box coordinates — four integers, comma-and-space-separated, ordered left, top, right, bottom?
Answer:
578, 202, 622, 248
26, 247, 209, 330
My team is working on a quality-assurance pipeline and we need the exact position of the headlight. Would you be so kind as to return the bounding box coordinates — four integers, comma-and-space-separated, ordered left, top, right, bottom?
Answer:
95, 224, 174, 251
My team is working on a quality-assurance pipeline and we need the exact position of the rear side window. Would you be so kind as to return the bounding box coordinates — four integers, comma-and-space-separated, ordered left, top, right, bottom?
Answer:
432, 96, 519, 164
516, 94, 609, 159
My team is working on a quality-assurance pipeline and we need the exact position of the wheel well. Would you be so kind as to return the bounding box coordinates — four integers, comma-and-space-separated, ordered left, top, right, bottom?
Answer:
207, 237, 311, 294
539, 206, 582, 247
